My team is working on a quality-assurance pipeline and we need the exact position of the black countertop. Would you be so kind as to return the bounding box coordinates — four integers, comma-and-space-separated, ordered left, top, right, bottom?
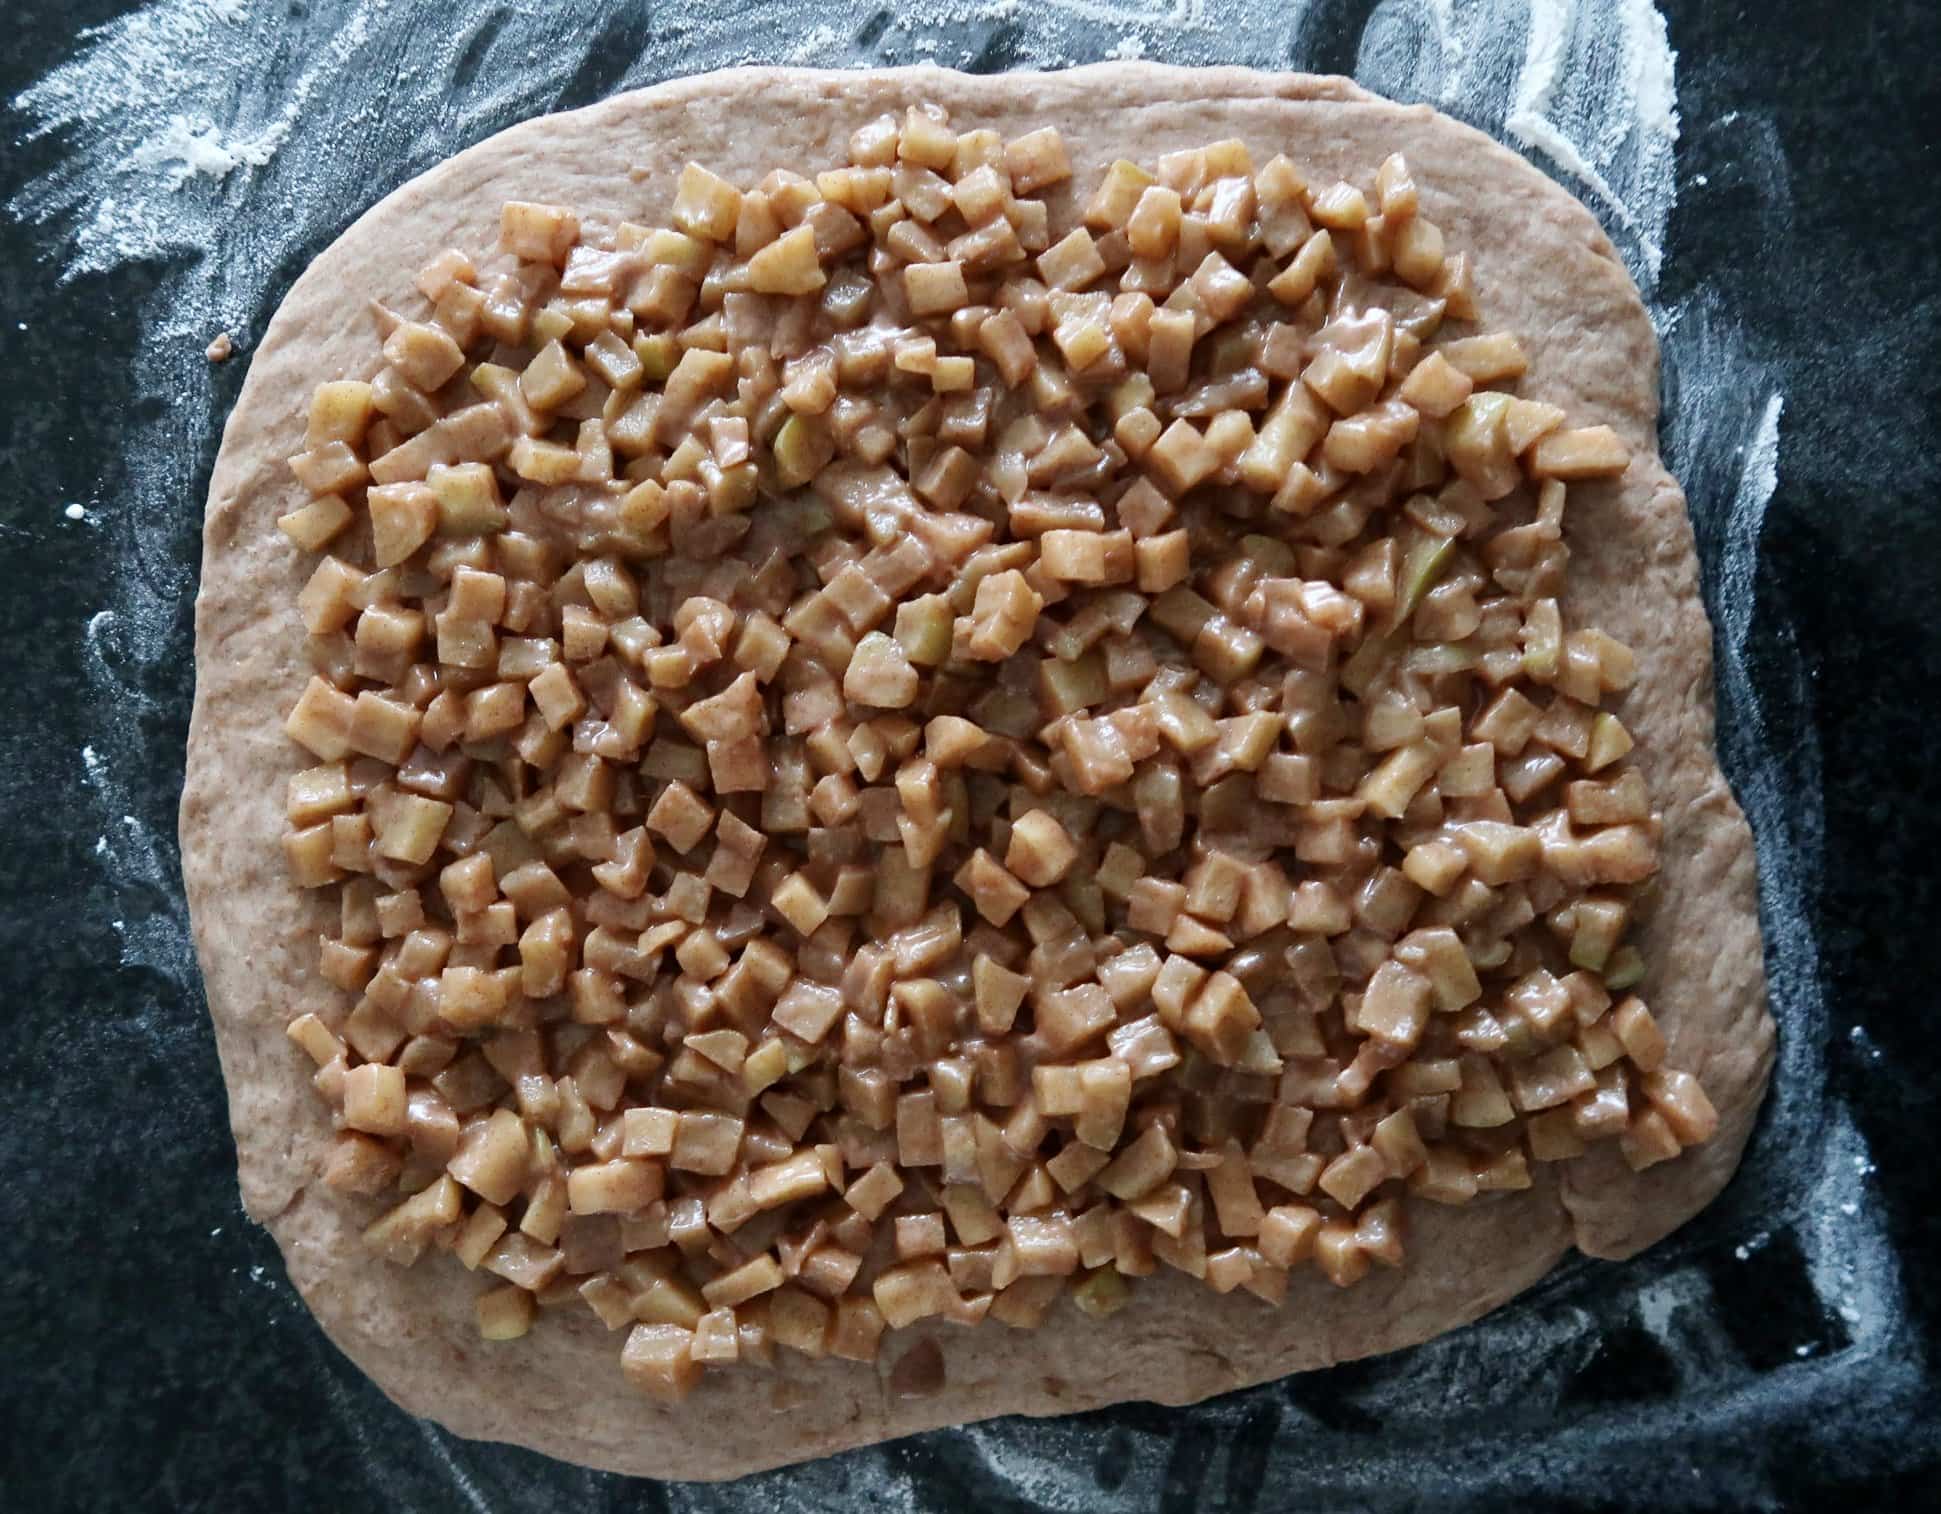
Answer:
2, 2, 1936, 1509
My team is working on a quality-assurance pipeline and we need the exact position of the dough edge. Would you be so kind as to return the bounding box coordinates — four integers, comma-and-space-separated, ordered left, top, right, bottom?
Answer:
181, 64, 1774, 1481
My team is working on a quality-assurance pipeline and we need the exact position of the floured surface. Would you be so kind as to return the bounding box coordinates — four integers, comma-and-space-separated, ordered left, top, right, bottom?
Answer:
14, 0, 1923, 1508
183, 64, 1768, 1480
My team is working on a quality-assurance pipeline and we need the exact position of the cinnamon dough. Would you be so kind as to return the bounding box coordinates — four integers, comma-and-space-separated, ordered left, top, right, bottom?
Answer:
181, 65, 1773, 1480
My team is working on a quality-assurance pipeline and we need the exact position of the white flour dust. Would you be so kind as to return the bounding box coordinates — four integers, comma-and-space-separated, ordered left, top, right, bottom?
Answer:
129, 112, 291, 190
11, 0, 310, 284
7, 1, 1879, 1506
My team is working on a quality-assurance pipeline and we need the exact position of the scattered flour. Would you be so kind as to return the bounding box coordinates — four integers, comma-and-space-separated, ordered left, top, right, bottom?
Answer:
785, 25, 845, 66
1800, 1111, 1900, 1343
1635, 1274, 1701, 1342
129, 112, 291, 190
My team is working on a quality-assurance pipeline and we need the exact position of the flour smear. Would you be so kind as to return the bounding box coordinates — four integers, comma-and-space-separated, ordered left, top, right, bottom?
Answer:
8, 1, 1883, 1507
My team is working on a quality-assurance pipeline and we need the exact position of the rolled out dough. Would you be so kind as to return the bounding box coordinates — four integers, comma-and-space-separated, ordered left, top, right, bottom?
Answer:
181, 65, 1773, 1479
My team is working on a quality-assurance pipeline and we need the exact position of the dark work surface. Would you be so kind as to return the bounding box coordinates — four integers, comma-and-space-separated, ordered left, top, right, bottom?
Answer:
2, 2, 1937, 1511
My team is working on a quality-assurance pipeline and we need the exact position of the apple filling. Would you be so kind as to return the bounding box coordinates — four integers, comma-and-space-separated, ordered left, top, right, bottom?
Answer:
274, 103, 1715, 1400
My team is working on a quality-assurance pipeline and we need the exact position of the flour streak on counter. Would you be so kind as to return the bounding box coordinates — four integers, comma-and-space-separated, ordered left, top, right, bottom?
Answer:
5, 1, 1867, 1507
129, 112, 292, 190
